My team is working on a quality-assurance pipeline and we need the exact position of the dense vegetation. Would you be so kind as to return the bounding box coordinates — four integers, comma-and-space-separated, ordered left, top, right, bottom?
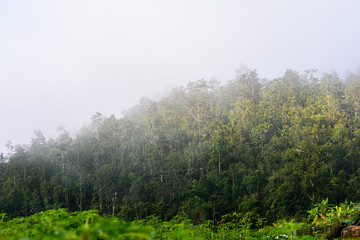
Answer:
1, 67, 360, 228
0, 204, 350, 239
1, 200, 358, 239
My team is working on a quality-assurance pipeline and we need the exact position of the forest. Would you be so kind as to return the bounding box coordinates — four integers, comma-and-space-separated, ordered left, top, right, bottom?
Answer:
1, 67, 360, 235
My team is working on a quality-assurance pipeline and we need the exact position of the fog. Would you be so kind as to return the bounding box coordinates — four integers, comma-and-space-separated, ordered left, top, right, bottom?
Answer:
1, 0, 360, 154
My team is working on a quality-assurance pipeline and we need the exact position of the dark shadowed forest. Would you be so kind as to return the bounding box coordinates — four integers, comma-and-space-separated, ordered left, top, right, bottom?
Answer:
1, 67, 360, 226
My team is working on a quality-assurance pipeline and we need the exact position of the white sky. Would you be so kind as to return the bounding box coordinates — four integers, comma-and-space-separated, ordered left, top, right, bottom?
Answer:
1, 0, 360, 154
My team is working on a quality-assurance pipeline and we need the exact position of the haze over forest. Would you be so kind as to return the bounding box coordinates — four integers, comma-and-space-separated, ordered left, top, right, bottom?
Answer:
2, 66, 360, 223
1, 0, 360, 154
3, 3, 360, 239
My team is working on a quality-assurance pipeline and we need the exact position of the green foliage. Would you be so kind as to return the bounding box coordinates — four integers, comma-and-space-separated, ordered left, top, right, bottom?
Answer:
2, 68, 360, 236
308, 198, 358, 226
178, 196, 211, 224
4, 207, 359, 239
0, 209, 155, 240
307, 198, 333, 224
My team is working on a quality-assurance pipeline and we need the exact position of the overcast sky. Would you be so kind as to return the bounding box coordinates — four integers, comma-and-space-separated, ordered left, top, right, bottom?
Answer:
1, 0, 360, 154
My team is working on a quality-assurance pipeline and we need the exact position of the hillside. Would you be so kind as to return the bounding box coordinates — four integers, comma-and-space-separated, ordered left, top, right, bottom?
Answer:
1, 68, 360, 224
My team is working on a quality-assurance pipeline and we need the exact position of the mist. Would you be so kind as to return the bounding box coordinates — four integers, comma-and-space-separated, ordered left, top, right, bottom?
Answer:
1, 0, 360, 154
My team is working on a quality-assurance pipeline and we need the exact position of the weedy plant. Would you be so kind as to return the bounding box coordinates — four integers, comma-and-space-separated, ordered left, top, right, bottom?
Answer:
307, 199, 358, 226
1, 204, 355, 240
0, 209, 155, 240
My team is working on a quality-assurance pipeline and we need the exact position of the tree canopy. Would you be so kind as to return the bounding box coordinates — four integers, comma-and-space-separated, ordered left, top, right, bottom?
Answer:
1, 68, 360, 223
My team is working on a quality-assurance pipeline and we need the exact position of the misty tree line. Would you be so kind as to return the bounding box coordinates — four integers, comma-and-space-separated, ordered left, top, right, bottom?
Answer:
1, 67, 360, 223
